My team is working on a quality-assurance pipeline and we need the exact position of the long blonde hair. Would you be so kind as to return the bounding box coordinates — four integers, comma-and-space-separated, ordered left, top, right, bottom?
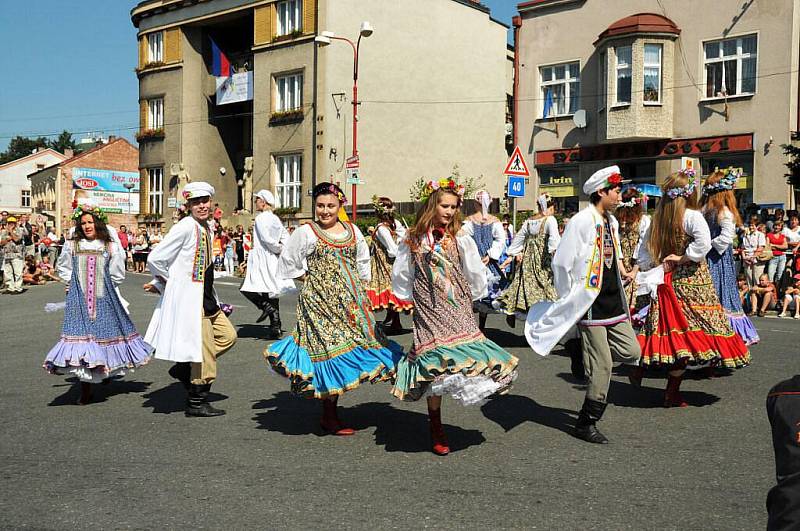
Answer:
700, 170, 743, 226
408, 189, 462, 242
648, 172, 699, 262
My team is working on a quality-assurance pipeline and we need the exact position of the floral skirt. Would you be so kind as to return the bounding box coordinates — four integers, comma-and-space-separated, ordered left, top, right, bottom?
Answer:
637, 262, 750, 369
495, 244, 557, 316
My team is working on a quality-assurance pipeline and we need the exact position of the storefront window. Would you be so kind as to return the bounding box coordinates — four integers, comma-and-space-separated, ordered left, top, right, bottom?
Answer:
538, 168, 580, 215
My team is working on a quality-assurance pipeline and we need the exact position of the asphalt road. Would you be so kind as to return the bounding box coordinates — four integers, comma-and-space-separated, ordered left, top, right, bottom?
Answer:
0, 273, 792, 529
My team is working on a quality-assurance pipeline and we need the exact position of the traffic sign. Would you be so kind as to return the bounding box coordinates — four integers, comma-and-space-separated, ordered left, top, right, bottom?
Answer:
508, 176, 526, 198
346, 155, 360, 170
504, 146, 530, 177
346, 167, 363, 185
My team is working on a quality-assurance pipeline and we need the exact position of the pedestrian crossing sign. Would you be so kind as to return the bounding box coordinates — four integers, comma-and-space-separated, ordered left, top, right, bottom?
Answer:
504, 146, 530, 177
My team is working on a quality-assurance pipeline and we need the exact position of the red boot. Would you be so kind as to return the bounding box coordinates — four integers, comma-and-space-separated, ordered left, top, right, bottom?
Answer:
428, 407, 450, 456
664, 375, 688, 408
320, 398, 355, 436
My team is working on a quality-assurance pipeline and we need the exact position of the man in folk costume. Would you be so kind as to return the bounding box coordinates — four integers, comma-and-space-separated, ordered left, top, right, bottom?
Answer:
145, 182, 237, 417
240, 189, 295, 338
525, 165, 641, 444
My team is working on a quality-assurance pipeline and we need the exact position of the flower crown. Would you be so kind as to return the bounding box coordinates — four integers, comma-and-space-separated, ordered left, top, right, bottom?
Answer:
665, 168, 697, 199
327, 184, 347, 204
371, 195, 395, 216
412, 178, 466, 203
703, 166, 741, 195
71, 203, 108, 223
618, 188, 647, 208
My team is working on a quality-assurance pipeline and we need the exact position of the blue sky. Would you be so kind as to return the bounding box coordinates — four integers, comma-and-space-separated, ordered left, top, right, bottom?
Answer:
0, 0, 517, 152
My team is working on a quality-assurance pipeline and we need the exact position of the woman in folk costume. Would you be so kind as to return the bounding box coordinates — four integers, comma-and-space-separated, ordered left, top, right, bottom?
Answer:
636, 170, 750, 408
145, 182, 238, 417
265, 182, 403, 436
391, 178, 518, 456
525, 166, 641, 444
615, 187, 651, 311
43, 204, 152, 405
496, 192, 560, 327
240, 189, 296, 339
461, 190, 506, 330
700, 168, 759, 345
365, 195, 413, 334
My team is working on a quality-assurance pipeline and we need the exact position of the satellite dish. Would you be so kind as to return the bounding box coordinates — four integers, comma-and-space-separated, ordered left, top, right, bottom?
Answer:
573, 109, 588, 129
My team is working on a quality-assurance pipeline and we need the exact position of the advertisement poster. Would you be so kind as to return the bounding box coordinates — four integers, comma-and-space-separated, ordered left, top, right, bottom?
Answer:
72, 168, 141, 214
216, 71, 253, 105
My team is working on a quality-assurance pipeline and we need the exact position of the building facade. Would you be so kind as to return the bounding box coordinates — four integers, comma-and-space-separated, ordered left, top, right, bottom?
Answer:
0, 149, 67, 217
131, 0, 510, 225
515, 0, 800, 213
29, 138, 140, 235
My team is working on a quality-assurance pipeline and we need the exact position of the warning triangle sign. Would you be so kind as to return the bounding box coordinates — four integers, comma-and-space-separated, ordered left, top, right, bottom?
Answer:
504, 146, 530, 177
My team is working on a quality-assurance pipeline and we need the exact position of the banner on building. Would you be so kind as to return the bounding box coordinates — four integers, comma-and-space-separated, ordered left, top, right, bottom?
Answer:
72, 168, 141, 214
73, 190, 139, 214
216, 72, 253, 105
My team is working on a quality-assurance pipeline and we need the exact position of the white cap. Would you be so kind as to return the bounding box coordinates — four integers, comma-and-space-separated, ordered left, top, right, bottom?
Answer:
537, 193, 552, 214
583, 165, 629, 195
183, 182, 215, 199
255, 189, 275, 206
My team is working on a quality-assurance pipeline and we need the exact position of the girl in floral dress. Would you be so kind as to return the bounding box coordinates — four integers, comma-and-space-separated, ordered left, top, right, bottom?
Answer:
496, 193, 560, 327
365, 196, 413, 334
391, 179, 519, 455
43, 204, 152, 405
701, 168, 759, 345
636, 170, 750, 407
264, 183, 403, 435
616, 188, 651, 311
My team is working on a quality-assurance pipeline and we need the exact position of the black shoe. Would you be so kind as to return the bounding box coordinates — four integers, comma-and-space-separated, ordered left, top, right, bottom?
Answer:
256, 307, 272, 324
168, 363, 191, 390
185, 384, 225, 417
574, 422, 609, 444
573, 398, 609, 444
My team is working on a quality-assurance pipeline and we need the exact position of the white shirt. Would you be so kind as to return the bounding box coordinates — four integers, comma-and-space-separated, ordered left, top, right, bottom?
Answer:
741, 229, 766, 258
506, 216, 560, 256
279, 223, 371, 281
703, 207, 736, 255
461, 218, 505, 260
638, 209, 712, 270
57, 238, 126, 286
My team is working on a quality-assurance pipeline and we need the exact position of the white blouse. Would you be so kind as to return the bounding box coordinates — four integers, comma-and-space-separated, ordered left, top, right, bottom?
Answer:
278, 223, 371, 281
506, 216, 561, 256
637, 209, 712, 270
461, 218, 505, 260
374, 224, 401, 258
703, 207, 736, 255
392, 234, 487, 303
57, 238, 126, 286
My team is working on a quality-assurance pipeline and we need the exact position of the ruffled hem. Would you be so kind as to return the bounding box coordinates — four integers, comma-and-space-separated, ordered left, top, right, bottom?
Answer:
47, 365, 134, 384
638, 328, 750, 369
43, 334, 153, 375
365, 288, 413, 313
426, 371, 518, 406
390, 338, 518, 403
728, 312, 760, 346
264, 336, 404, 399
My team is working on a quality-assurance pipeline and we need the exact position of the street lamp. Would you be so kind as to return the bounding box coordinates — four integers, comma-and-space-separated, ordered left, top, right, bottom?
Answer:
315, 21, 374, 221
123, 182, 135, 215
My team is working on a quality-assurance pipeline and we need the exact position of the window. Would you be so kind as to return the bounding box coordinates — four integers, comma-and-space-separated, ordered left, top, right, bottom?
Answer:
276, 0, 301, 36
147, 32, 163, 63
539, 61, 580, 117
21, 190, 31, 208
148, 98, 164, 129
148, 167, 163, 215
643, 44, 662, 103
704, 34, 757, 98
615, 45, 632, 104
276, 154, 301, 208
275, 72, 303, 112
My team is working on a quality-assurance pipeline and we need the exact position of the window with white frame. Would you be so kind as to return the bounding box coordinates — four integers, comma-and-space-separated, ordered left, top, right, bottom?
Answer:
275, 72, 303, 112
148, 98, 164, 129
147, 32, 163, 63
21, 190, 31, 208
704, 34, 757, 98
275, 154, 301, 208
276, 0, 301, 36
643, 44, 662, 103
539, 62, 580, 117
148, 167, 163, 215
615, 45, 632, 104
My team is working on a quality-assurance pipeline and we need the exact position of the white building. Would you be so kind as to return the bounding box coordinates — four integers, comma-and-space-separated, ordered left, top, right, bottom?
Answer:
0, 149, 68, 216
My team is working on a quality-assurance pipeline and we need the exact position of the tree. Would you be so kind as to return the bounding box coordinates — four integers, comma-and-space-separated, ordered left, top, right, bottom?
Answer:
0, 131, 77, 165
782, 143, 800, 188
49, 130, 77, 154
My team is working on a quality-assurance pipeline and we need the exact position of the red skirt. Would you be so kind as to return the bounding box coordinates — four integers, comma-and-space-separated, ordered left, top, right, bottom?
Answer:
366, 288, 413, 313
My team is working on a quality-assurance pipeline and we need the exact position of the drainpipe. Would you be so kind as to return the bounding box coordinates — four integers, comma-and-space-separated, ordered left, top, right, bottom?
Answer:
311, 0, 319, 220
512, 16, 521, 148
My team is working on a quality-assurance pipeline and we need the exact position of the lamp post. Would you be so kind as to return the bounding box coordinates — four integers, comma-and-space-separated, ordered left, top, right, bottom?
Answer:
315, 21, 374, 221
123, 182, 135, 215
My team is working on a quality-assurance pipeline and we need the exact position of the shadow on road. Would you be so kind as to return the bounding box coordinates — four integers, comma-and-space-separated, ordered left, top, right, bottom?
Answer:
607, 380, 720, 409
481, 328, 530, 349
236, 324, 280, 341
252, 392, 486, 453
48, 378, 151, 406
481, 394, 575, 436
142, 382, 228, 414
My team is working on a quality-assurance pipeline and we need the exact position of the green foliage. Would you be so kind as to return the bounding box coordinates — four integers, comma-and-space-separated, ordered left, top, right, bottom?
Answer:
0, 131, 77, 165
782, 143, 800, 187
408, 164, 486, 202
352, 214, 416, 236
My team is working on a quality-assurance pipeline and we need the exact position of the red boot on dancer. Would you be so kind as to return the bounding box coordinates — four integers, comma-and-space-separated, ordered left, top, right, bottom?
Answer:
320, 397, 355, 436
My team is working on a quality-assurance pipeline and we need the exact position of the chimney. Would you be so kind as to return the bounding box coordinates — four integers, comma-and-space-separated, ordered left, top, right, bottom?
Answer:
108, 135, 117, 141
64, 149, 74, 158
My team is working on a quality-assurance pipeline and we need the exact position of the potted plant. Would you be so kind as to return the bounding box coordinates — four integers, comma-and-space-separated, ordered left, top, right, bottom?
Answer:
135, 128, 165, 142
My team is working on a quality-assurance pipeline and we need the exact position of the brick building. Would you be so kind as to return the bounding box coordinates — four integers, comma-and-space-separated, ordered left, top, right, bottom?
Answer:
29, 138, 141, 235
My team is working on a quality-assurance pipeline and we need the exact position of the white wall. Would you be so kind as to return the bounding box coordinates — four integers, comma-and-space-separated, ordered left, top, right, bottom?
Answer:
0, 150, 66, 213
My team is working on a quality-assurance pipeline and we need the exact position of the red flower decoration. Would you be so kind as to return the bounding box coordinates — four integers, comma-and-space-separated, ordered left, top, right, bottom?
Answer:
72, 199, 78, 208
432, 228, 445, 241
448, 180, 455, 188
607, 173, 622, 186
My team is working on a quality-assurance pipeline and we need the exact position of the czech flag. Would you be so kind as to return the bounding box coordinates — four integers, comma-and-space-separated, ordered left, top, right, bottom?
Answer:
210, 38, 233, 77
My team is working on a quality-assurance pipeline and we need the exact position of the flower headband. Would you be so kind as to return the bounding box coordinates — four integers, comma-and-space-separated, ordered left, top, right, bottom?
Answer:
618, 189, 647, 208
703, 167, 741, 195
371, 195, 395, 216
413, 178, 466, 203
71, 204, 108, 223
665, 168, 697, 199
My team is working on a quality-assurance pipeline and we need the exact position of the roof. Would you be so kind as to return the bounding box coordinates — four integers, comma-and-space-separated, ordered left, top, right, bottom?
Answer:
26, 138, 137, 179
594, 13, 680, 45
0, 148, 67, 171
